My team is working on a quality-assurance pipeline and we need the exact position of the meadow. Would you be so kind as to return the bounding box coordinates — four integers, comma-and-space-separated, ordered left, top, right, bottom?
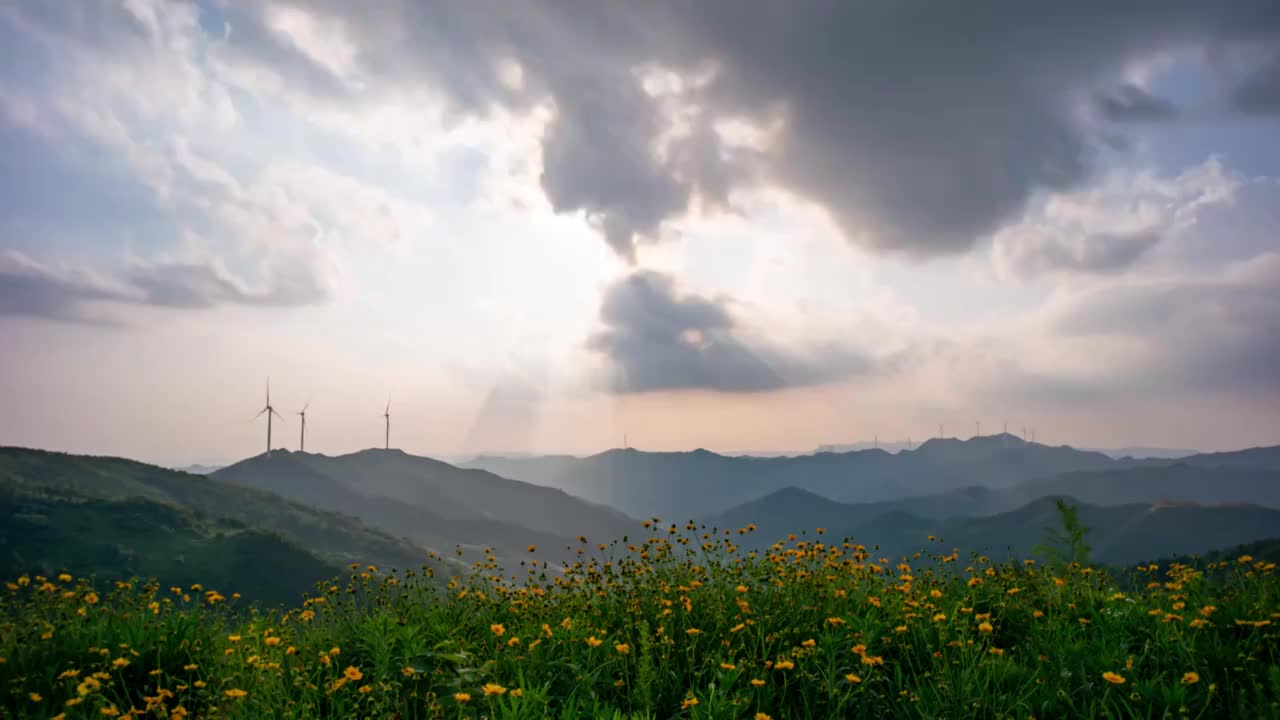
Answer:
3, 519, 1279, 719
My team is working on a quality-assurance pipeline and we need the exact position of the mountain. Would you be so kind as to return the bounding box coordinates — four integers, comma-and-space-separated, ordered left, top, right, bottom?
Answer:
1085, 446, 1199, 460
0, 447, 437, 604
211, 449, 638, 564
705, 462, 1280, 549
174, 463, 224, 475
469, 437, 1280, 520
466, 435, 1123, 519
841, 496, 1280, 566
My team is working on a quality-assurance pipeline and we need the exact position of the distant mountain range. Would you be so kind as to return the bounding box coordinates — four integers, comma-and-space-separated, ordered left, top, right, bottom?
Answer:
466, 435, 1278, 520
212, 449, 638, 566
0, 447, 437, 605
173, 463, 225, 475
705, 488, 1280, 566
814, 442, 1200, 459
704, 460, 1280, 549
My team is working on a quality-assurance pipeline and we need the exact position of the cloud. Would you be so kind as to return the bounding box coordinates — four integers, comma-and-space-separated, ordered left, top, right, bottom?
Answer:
0, 249, 330, 323
204, 0, 1280, 260
1229, 52, 1280, 115
1050, 253, 1280, 395
0, 250, 134, 322
996, 227, 1164, 278
587, 270, 872, 393
1096, 83, 1179, 121
992, 157, 1244, 279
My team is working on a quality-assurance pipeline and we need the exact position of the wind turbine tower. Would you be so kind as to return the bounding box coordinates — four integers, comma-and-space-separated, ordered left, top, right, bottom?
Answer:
975, 420, 981, 438
383, 399, 391, 450
296, 402, 309, 452
255, 378, 284, 457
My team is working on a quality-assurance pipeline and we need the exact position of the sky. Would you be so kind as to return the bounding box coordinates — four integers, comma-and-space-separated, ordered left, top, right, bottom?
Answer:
1, 0, 1279, 466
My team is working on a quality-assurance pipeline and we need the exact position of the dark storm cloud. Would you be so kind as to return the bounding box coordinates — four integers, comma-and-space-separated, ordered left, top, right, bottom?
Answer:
1230, 53, 1280, 115
1096, 84, 1180, 121
213, 0, 1280, 259
0, 250, 329, 322
587, 271, 871, 394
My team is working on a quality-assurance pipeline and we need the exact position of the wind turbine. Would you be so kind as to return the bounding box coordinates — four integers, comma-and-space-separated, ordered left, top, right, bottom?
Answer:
383, 398, 391, 450
296, 402, 310, 452
975, 420, 981, 438
255, 378, 284, 457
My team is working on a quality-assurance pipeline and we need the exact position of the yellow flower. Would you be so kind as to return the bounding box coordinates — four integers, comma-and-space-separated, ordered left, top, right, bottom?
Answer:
894, 625, 908, 633
932, 613, 947, 622
58, 573, 72, 582
988, 647, 1004, 656
1102, 671, 1126, 685
801, 638, 816, 647
100, 708, 120, 717
978, 622, 994, 634
59, 669, 81, 679
852, 643, 867, 655
84, 592, 99, 605
1033, 610, 1045, 619
681, 696, 699, 710
861, 654, 885, 666
586, 636, 603, 648
227, 635, 241, 643
527, 544, 537, 552
720, 662, 736, 670
358, 685, 372, 694
264, 637, 281, 646
344, 666, 363, 681
736, 585, 749, 593
686, 628, 702, 635
1238, 555, 1254, 564
490, 623, 506, 637
1182, 672, 1200, 685
401, 666, 416, 677
111, 658, 129, 669
730, 623, 746, 633
29, 693, 43, 702
510, 688, 524, 697
224, 689, 248, 699
482, 683, 507, 696
751, 678, 766, 687
615, 643, 631, 655
455, 692, 471, 703
845, 673, 862, 683
756, 714, 773, 720
775, 660, 795, 670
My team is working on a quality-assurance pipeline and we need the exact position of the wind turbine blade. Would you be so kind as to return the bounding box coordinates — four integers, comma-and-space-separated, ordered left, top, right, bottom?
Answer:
254, 407, 268, 420
302, 401, 310, 413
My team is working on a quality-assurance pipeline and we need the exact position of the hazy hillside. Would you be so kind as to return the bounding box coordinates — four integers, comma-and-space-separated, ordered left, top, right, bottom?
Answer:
842, 497, 1280, 566
212, 449, 638, 564
0, 447, 438, 603
705, 462, 1280, 548
472, 438, 1280, 520
467, 435, 1124, 518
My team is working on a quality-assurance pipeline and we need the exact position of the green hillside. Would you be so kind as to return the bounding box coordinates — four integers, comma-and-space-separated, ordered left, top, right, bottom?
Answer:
0, 447, 441, 604
212, 449, 638, 565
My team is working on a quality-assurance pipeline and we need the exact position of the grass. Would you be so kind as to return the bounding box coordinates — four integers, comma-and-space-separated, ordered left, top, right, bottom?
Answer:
3, 521, 1279, 719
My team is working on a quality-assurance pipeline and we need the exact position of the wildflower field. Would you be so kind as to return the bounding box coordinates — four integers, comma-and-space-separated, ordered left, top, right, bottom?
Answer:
3, 521, 1279, 719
